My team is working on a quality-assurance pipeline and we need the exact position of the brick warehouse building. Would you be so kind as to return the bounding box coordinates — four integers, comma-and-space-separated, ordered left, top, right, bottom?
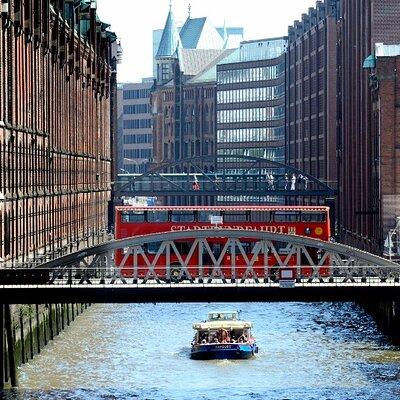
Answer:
286, 1, 339, 201
372, 48, 400, 255
0, 1, 117, 263
337, 0, 400, 253
151, 4, 238, 205
152, 5, 240, 173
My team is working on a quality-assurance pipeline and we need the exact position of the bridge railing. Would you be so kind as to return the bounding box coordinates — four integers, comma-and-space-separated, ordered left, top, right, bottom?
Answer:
1, 265, 400, 287
118, 173, 326, 194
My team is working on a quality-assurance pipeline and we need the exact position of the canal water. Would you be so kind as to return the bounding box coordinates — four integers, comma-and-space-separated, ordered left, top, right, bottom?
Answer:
3, 302, 400, 400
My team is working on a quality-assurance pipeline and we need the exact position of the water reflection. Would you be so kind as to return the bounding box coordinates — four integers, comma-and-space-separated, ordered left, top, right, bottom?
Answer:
3, 302, 400, 400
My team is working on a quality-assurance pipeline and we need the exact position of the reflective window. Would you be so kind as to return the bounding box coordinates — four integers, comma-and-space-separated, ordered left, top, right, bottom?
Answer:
250, 211, 272, 222
147, 211, 169, 222
198, 211, 222, 222
301, 212, 326, 222
121, 212, 145, 223
217, 127, 285, 143
147, 242, 163, 254
217, 106, 285, 124
217, 147, 285, 162
273, 212, 300, 222
170, 211, 195, 222
223, 211, 250, 222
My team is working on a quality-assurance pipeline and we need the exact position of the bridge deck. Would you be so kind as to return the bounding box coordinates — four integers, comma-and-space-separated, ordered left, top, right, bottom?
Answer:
2, 278, 400, 303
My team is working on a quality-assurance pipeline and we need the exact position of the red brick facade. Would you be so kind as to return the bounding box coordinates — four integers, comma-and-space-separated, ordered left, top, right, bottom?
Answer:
374, 56, 400, 244
0, 1, 115, 263
286, 2, 338, 197
152, 85, 215, 172
337, 0, 400, 252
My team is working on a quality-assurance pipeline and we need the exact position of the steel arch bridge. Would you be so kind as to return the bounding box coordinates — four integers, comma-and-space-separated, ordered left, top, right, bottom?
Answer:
115, 155, 336, 199
1, 229, 399, 303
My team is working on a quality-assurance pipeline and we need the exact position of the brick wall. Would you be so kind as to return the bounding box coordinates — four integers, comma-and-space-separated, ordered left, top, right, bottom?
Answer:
286, 1, 338, 203
338, 0, 400, 253
0, 1, 114, 263
375, 56, 400, 240
372, 0, 400, 44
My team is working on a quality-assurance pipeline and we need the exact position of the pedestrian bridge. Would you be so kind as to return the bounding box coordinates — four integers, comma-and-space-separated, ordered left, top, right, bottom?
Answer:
1, 230, 399, 303
115, 155, 336, 199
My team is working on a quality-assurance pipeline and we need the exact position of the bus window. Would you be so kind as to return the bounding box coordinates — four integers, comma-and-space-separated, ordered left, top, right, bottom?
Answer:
251, 211, 271, 222
224, 211, 250, 222
273, 212, 300, 222
301, 212, 326, 222
170, 211, 195, 222
198, 211, 222, 222
174, 241, 192, 253
121, 211, 145, 223
147, 211, 168, 222
147, 242, 164, 254
227, 242, 250, 254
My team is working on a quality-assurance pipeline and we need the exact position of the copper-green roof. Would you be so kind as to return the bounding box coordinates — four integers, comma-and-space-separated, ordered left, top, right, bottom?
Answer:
156, 8, 182, 58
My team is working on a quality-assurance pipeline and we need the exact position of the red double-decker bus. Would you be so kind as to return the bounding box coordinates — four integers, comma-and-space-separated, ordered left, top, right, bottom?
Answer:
114, 205, 331, 280
115, 206, 331, 277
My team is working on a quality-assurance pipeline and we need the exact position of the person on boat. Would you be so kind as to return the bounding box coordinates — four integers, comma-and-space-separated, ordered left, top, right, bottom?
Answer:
221, 329, 230, 343
213, 336, 220, 343
238, 334, 248, 343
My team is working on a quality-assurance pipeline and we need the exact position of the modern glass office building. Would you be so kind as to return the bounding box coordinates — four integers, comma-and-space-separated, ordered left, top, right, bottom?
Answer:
216, 38, 287, 202
117, 80, 154, 174
216, 38, 286, 166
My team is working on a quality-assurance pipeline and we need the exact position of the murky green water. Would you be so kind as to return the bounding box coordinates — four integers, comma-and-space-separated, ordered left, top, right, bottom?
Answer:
3, 302, 400, 399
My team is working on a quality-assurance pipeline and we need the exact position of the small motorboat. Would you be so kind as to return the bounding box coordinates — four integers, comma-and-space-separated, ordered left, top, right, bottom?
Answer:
190, 311, 258, 360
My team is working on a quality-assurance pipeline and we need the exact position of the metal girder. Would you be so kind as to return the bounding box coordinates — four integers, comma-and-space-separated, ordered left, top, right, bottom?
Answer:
1, 230, 400, 303
2, 285, 400, 304
116, 189, 334, 197
37, 229, 398, 270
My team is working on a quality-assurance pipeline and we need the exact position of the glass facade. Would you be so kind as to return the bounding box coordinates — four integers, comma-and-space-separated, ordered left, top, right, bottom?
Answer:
217, 65, 284, 84
123, 119, 152, 129
123, 134, 153, 144
217, 147, 285, 162
217, 127, 285, 143
123, 104, 150, 114
119, 81, 154, 175
239, 39, 287, 62
123, 89, 151, 100
217, 106, 285, 123
216, 37, 287, 204
217, 85, 285, 104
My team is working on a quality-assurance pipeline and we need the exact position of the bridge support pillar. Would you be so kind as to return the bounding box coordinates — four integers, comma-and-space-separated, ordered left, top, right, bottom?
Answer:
4, 305, 17, 388
0, 304, 18, 389
363, 300, 400, 345
1, 304, 4, 391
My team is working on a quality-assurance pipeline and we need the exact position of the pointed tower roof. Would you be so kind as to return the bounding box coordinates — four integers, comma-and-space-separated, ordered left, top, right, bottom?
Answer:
156, 3, 182, 58
221, 20, 228, 49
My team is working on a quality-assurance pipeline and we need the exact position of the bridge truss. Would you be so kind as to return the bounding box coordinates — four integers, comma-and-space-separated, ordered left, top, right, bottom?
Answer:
1, 230, 399, 303
115, 155, 336, 200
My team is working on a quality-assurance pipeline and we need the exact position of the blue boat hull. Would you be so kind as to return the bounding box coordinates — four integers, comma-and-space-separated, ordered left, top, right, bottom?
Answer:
190, 343, 258, 360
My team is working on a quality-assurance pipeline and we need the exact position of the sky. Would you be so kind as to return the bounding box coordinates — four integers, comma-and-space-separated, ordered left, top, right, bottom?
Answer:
97, 0, 318, 83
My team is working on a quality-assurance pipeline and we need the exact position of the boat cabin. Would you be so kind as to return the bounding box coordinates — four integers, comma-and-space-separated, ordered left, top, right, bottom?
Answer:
207, 311, 238, 321
192, 311, 252, 345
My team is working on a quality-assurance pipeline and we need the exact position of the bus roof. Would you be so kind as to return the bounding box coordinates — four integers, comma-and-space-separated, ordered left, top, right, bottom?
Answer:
115, 205, 329, 212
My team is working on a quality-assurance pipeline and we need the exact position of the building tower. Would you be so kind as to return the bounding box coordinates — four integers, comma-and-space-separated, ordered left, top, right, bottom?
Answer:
155, 3, 182, 86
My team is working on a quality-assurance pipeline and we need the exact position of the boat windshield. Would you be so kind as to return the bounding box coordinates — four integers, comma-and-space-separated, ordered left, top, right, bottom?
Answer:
208, 312, 238, 321
195, 328, 250, 344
